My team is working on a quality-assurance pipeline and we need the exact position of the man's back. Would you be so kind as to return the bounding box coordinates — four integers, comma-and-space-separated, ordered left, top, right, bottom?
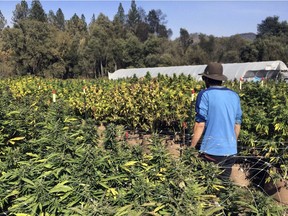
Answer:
195, 86, 242, 156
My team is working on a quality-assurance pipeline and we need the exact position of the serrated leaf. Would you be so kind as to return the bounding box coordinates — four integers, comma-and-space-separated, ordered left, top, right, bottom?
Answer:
4, 189, 20, 199
204, 206, 224, 215
49, 185, 72, 193
38, 171, 53, 178
49, 181, 72, 193
22, 178, 35, 186
15, 195, 35, 203
69, 207, 84, 214
115, 204, 133, 216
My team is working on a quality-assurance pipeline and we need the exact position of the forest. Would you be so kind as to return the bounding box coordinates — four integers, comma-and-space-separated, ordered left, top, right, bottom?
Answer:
0, 0, 288, 79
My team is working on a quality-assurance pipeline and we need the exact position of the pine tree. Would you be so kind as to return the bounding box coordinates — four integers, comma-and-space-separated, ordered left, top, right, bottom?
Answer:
55, 8, 65, 30
29, 0, 47, 22
89, 14, 96, 27
47, 10, 55, 24
127, 0, 140, 33
0, 10, 7, 30
12, 0, 29, 24
114, 3, 125, 25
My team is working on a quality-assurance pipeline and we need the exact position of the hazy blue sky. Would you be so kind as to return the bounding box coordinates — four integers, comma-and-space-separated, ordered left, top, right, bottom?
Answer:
1, 1, 288, 39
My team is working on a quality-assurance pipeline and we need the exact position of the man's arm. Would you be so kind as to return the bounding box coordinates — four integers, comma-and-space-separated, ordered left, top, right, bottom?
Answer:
234, 124, 241, 140
191, 122, 205, 148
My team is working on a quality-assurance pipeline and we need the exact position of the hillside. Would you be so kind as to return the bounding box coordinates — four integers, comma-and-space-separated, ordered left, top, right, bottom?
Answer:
237, 32, 257, 41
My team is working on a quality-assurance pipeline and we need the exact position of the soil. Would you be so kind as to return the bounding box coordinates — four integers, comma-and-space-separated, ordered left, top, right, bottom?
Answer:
97, 124, 183, 158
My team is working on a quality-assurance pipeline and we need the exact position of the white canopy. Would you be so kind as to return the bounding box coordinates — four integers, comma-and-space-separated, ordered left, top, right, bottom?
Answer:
108, 60, 288, 81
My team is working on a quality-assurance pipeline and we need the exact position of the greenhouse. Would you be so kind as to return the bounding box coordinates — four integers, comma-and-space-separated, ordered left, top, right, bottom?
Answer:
108, 60, 288, 82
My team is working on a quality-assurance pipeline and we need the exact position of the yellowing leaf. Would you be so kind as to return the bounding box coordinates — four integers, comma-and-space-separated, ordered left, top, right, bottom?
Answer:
4, 189, 20, 199
64, 117, 78, 122
123, 161, 137, 167
179, 181, 186, 189
8, 136, 25, 144
9, 136, 25, 141
26, 152, 39, 158
141, 202, 157, 207
212, 184, 225, 191
6, 111, 20, 117
109, 188, 118, 196
153, 204, 166, 213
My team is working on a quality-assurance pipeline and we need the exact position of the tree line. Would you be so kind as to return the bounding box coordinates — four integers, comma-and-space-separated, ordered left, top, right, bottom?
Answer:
0, 0, 288, 78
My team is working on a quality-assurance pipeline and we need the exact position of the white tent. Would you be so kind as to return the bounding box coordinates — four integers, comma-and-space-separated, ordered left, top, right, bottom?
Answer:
108, 60, 288, 81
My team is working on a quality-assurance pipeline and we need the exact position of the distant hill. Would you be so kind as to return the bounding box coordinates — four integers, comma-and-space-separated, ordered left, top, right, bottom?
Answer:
189, 32, 257, 44
236, 32, 257, 41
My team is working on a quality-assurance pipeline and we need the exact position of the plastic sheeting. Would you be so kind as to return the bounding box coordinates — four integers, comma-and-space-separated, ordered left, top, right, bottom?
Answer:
108, 60, 288, 81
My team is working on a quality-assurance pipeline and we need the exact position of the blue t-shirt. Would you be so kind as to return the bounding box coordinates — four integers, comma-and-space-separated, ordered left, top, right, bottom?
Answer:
195, 86, 242, 156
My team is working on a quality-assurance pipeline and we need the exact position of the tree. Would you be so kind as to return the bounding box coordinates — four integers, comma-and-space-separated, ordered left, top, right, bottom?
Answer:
63, 14, 88, 78
147, 9, 168, 38
257, 16, 283, 37
84, 13, 114, 77
89, 14, 96, 27
256, 16, 288, 63
199, 34, 215, 55
179, 28, 193, 54
135, 22, 149, 42
254, 36, 288, 62
112, 4, 126, 39
127, 0, 141, 34
185, 46, 208, 65
122, 33, 144, 67
66, 13, 87, 36
12, 0, 29, 24
47, 9, 65, 31
0, 10, 7, 30
239, 45, 259, 62
47, 10, 55, 24
2, 20, 59, 76
110, 37, 126, 70
29, 0, 47, 22
2, 27, 25, 75
147, 9, 160, 34
114, 3, 125, 25
55, 8, 65, 31
81, 14, 87, 31
143, 36, 163, 67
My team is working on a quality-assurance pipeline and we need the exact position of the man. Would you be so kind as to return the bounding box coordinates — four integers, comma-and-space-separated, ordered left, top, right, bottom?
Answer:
191, 62, 242, 181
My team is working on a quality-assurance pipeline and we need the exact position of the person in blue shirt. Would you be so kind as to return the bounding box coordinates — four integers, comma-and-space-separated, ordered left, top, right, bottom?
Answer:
191, 62, 242, 180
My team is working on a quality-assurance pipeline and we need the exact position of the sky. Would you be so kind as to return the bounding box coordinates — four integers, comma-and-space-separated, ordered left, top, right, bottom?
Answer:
1, 0, 288, 39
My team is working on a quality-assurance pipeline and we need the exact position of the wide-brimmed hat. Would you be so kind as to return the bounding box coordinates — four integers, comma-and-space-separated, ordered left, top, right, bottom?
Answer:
199, 62, 227, 81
